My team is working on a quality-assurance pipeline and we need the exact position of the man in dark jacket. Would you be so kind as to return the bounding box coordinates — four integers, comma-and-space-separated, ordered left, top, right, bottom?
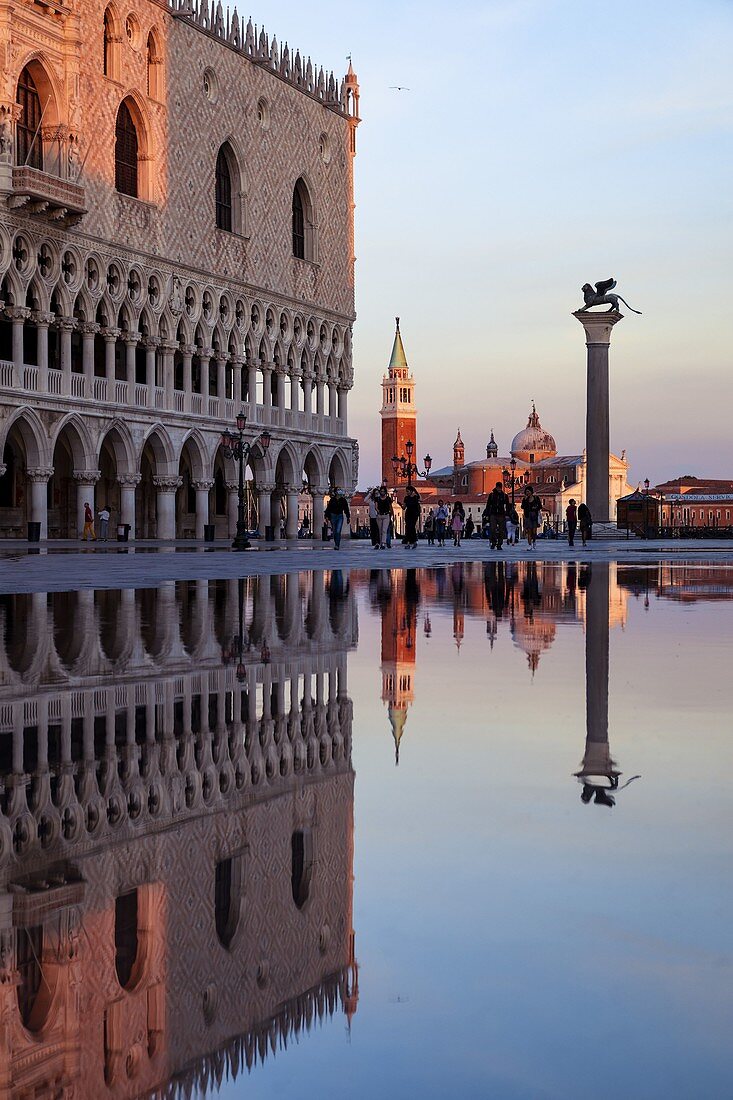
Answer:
486, 481, 510, 549
325, 488, 351, 550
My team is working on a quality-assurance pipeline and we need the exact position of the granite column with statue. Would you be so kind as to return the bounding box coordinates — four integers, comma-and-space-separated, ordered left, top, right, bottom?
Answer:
573, 309, 623, 524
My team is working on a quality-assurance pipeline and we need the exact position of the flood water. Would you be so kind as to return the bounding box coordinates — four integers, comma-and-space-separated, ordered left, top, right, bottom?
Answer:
0, 562, 731, 1099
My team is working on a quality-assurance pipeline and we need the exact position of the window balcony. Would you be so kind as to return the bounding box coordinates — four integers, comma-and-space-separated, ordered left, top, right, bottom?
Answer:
8, 166, 87, 224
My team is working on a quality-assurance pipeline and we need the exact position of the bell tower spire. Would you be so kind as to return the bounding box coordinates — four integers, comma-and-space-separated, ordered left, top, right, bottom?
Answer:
380, 317, 416, 485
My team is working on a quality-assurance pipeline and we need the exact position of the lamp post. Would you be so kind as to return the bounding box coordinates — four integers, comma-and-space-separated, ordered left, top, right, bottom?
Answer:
510, 456, 517, 506
391, 439, 432, 489
220, 410, 271, 550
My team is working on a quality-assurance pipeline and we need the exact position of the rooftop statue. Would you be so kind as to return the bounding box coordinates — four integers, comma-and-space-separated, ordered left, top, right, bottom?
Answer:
580, 278, 642, 314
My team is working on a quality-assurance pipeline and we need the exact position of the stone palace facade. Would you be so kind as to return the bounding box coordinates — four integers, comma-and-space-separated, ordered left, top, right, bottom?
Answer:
0, 0, 360, 538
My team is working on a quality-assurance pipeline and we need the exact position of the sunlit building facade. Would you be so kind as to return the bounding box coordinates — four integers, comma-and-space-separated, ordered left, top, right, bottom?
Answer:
0, 1, 360, 539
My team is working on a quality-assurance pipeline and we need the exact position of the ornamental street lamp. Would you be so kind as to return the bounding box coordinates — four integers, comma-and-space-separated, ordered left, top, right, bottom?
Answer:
391, 439, 432, 489
220, 411, 271, 550
510, 456, 517, 506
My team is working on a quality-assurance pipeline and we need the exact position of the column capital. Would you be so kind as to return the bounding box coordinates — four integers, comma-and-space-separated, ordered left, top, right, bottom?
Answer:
258, 481, 275, 495
9, 307, 31, 323
191, 478, 214, 491
143, 335, 161, 349
180, 343, 196, 357
159, 340, 179, 354
72, 468, 101, 485
57, 317, 76, 332
572, 309, 623, 346
153, 475, 183, 492
101, 327, 121, 342
79, 322, 99, 337
117, 473, 142, 488
260, 361, 274, 373
123, 331, 141, 347
225, 480, 239, 493
33, 311, 54, 327
26, 466, 54, 483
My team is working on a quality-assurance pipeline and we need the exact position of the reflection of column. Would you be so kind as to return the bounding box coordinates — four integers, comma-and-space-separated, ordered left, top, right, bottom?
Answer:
192, 479, 213, 538
73, 470, 101, 538
153, 476, 182, 539
573, 309, 623, 524
576, 563, 621, 804
27, 467, 54, 538
118, 473, 141, 530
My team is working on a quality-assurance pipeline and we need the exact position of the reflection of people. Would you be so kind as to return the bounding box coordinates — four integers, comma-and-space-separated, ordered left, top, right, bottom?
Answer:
325, 488, 350, 550
82, 502, 96, 541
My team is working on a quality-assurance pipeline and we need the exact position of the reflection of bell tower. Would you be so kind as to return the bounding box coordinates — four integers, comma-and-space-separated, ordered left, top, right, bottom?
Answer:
381, 318, 416, 485
380, 571, 418, 764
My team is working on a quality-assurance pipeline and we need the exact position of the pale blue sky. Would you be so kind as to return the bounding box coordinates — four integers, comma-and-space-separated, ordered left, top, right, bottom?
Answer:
245, 0, 732, 486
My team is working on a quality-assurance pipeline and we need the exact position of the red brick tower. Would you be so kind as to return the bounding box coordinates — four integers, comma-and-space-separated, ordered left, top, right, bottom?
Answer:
380, 318, 416, 486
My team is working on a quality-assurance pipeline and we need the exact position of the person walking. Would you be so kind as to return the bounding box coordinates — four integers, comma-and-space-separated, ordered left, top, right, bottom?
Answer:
520, 486, 542, 549
424, 507, 435, 546
578, 501, 592, 546
97, 505, 110, 541
507, 504, 520, 546
566, 498, 578, 547
375, 486, 393, 549
368, 490, 380, 548
325, 487, 350, 550
435, 499, 449, 547
402, 486, 421, 549
486, 480, 510, 550
464, 514, 475, 540
82, 501, 96, 541
451, 501, 465, 546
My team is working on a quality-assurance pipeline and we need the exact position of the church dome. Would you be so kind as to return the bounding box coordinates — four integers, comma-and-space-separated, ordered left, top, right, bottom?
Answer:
510, 403, 556, 461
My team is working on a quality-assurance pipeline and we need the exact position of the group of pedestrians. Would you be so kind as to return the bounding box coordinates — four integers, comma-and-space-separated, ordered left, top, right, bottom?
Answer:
81, 502, 111, 541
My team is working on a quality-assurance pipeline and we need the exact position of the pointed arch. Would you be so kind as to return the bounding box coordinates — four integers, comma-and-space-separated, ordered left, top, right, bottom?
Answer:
51, 413, 96, 473
215, 140, 245, 234
16, 57, 61, 174
103, 5, 122, 79
146, 27, 163, 99
178, 429, 209, 481
98, 418, 136, 475
274, 441, 299, 489
115, 95, 153, 200
0, 405, 49, 469
140, 423, 175, 476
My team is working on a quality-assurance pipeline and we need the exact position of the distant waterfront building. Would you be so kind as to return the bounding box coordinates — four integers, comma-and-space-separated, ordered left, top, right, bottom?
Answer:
653, 476, 733, 528
0, 1, 360, 539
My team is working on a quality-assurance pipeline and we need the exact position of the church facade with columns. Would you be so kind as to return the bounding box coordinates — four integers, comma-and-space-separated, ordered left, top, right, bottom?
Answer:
0, 1, 360, 539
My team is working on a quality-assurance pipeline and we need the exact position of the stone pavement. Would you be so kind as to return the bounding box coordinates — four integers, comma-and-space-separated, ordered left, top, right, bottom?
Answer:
0, 536, 732, 593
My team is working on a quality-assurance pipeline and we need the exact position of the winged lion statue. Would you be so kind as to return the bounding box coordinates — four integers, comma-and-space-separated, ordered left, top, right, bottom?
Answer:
580, 278, 641, 314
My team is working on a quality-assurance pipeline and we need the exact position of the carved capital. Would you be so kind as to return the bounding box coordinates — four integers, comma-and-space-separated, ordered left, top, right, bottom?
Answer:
143, 336, 161, 349
117, 473, 142, 488
180, 344, 196, 358
101, 327, 120, 341
9, 307, 31, 323
26, 466, 54, 483
123, 331, 141, 347
72, 469, 101, 485
153, 475, 183, 492
191, 479, 214, 491
258, 481, 275, 495
225, 480, 239, 493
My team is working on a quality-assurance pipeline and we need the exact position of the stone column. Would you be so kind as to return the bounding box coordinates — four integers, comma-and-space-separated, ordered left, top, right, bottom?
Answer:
262, 363, 273, 409
59, 320, 74, 395
216, 355, 227, 403
312, 485, 326, 540
103, 328, 118, 390
285, 485, 299, 540
302, 374, 313, 415
11, 308, 30, 386
181, 344, 194, 412
328, 381, 338, 421
247, 359, 257, 410
276, 367, 286, 410
73, 470, 101, 538
81, 323, 97, 396
573, 309, 623, 524
231, 357, 243, 406
337, 384, 348, 423
27, 467, 54, 539
290, 370, 300, 413
161, 341, 176, 410
316, 378, 325, 417
117, 473, 140, 530
124, 333, 140, 404
35, 311, 52, 393
258, 482, 273, 535
226, 479, 239, 538
192, 479, 213, 538
153, 476, 182, 540
145, 338, 158, 407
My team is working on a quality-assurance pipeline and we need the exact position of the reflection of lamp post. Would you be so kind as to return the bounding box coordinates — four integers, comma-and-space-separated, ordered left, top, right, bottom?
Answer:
220, 411, 271, 550
391, 439, 432, 489
221, 577, 248, 682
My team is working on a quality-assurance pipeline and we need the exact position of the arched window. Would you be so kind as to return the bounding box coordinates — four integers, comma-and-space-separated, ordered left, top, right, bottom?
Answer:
291, 829, 313, 910
103, 7, 120, 79
214, 855, 242, 948
292, 185, 305, 258
104, 8, 112, 75
146, 30, 161, 98
215, 146, 232, 231
115, 100, 138, 197
114, 889, 139, 988
16, 67, 43, 171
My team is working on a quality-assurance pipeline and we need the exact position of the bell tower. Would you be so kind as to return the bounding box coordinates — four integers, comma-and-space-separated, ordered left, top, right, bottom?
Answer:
380, 318, 416, 485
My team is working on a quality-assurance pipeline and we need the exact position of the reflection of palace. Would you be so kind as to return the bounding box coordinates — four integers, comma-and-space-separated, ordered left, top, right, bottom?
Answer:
617, 564, 733, 604
0, 574, 358, 1096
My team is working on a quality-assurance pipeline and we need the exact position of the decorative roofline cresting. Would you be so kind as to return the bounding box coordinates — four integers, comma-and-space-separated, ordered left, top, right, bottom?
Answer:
167, 0, 360, 119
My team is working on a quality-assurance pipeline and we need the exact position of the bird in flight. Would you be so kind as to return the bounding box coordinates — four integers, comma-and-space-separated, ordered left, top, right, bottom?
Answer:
389, 86, 410, 91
